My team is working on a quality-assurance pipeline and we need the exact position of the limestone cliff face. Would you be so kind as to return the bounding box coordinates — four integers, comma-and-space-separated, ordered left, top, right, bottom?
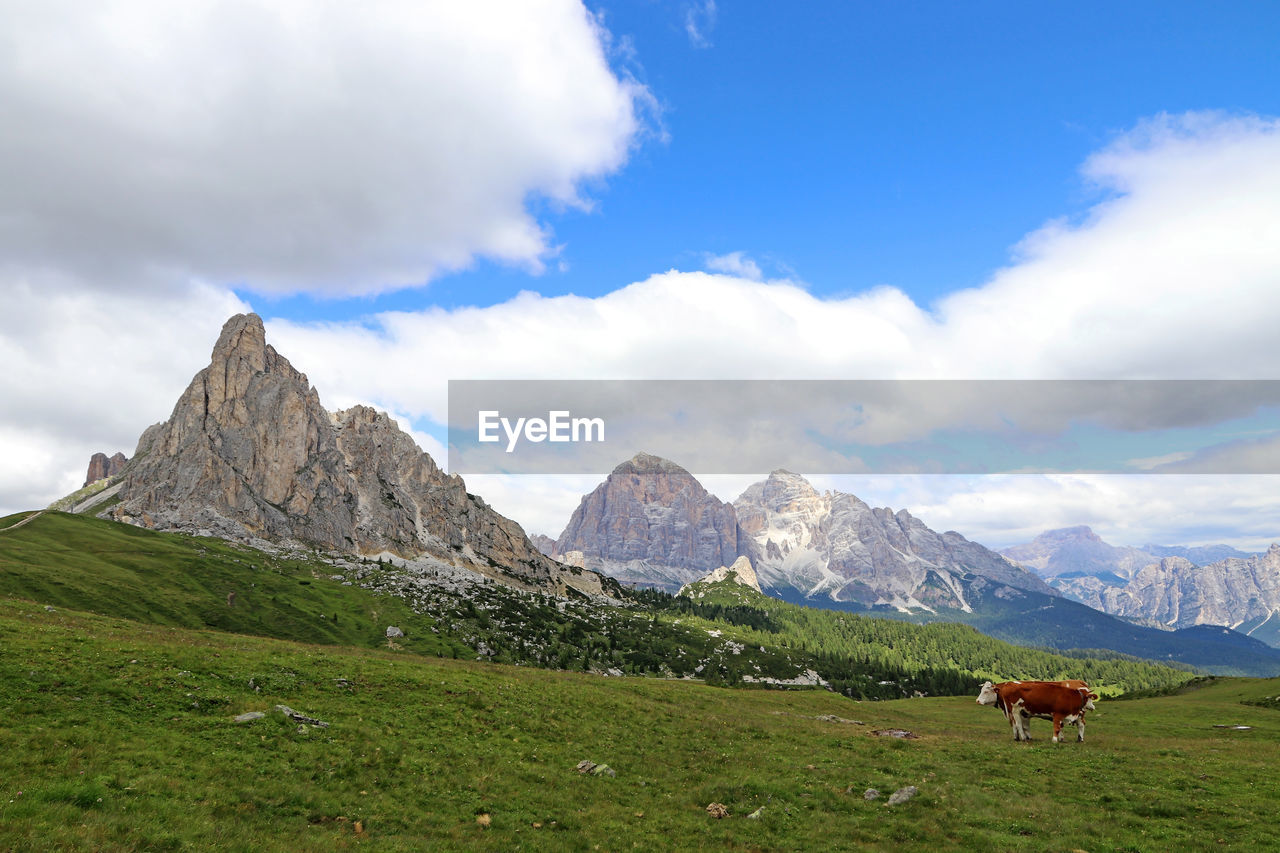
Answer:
553, 452, 750, 590
1097, 547, 1280, 631
84, 451, 128, 487
111, 313, 599, 597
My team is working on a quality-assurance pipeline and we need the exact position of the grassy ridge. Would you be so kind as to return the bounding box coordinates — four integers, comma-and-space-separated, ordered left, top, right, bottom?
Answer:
0, 511, 464, 658
2, 597, 1279, 852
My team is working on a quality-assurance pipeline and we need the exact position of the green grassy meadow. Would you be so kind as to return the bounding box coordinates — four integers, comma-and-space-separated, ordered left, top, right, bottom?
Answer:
2, 596, 1279, 852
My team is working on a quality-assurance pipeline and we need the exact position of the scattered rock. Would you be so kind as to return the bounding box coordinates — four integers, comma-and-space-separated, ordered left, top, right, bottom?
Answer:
574, 759, 616, 778
863, 789, 881, 801
1212, 725, 1252, 730
275, 704, 329, 728
816, 714, 864, 724
233, 711, 266, 723
43, 605, 55, 612
871, 729, 919, 739
591, 764, 617, 778
746, 806, 764, 819
706, 802, 729, 819
385, 626, 404, 639
887, 786, 918, 806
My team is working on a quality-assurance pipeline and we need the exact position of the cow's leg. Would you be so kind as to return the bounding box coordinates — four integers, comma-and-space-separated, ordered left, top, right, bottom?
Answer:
1076, 714, 1086, 743
1016, 710, 1031, 741
1052, 714, 1064, 743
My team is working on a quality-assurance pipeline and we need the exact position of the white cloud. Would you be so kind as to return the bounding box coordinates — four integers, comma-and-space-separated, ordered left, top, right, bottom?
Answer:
685, 1, 717, 49
0, 0, 647, 296
813, 474, 1280, 553
0, 278, 251, 514
703, 251, 763, 280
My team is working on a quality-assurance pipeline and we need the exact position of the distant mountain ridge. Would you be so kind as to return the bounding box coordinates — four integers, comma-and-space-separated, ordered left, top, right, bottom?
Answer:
1002, 526, 1280, 647
548, 458, 1051, 607
1000, 526, 1252, 582
1000, 526, 1155, 582
544, 459, 1280, 672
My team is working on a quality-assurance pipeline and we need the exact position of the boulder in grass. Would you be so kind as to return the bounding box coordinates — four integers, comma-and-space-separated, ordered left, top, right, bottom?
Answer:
887, 786, 918, 806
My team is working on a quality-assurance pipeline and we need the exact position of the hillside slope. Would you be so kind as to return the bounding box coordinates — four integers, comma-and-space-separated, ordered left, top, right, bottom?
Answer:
0, 512, 1194, 696
2, 598, 1279, 852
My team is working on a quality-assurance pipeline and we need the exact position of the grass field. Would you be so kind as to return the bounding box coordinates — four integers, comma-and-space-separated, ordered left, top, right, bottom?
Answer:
2, 596, 1278, 852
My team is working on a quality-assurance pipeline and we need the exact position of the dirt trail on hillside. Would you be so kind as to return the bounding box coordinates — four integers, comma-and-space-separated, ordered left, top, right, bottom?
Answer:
0, 510, 45, 533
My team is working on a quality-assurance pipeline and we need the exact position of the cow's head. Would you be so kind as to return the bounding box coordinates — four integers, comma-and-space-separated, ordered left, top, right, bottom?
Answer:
1077, 687, 1097, 711
976, 681, 999, 705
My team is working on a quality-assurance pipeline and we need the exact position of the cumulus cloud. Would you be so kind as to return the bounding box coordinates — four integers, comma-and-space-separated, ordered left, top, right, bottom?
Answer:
817, 474, 1280, 553
0, 0, 647, 296
0, 278, 250, 514
703, 251, 763, 280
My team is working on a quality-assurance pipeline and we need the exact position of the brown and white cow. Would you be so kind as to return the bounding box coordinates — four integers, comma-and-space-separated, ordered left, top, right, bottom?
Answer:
977, 680, 1098, 743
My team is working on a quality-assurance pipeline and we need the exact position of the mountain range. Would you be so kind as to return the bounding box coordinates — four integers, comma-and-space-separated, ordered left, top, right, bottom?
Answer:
1001, 526, 1280, 646
55, 311, 1280, 675
536, 455, 1280, 670
547, 455, 1051, 609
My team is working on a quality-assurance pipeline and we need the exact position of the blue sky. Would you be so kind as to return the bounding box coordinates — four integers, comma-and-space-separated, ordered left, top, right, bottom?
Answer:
245, 1, 1280, 321
5, 0, 1280, 549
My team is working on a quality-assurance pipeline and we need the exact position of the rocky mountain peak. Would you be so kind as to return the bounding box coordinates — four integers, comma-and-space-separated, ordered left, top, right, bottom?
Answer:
733, 471, 1054, 610
617, 451, 689, 475
554, 452, 748, 583
735, 470, 822, 519
108, 312, 607, 599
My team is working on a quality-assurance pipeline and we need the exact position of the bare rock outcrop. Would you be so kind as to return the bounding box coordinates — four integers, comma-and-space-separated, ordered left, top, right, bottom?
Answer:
84, 451, 128, 487
530, 533, 558, 557
109, 313, 605, 597
678, 555, 762, 596
1099, 547, 1280, 632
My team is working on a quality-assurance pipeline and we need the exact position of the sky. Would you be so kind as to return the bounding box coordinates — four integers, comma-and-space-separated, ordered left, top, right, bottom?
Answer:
4, 1, 1280, 550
